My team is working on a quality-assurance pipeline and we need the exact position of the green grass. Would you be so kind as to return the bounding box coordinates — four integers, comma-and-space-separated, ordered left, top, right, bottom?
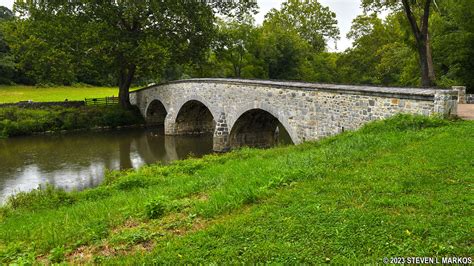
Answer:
0, 115, 472, 264
0, 85, 133, 103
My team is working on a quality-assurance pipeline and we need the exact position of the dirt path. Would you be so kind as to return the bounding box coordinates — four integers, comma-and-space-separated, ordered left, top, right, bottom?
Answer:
457, 104, 474, 120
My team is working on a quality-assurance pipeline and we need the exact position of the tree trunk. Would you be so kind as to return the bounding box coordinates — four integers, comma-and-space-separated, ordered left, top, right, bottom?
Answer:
426, 32, 436, 82
118, 63, 136, 109
417, 41, 432, 87
402, 0, 435, 87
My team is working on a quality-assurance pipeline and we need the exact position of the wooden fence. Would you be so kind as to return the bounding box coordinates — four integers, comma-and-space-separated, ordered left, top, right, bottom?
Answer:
84, 96, 119, 106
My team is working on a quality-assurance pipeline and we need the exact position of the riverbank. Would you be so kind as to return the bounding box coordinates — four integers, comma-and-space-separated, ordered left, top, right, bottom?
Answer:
0, 106, 144, 138
0, 115, 472, 264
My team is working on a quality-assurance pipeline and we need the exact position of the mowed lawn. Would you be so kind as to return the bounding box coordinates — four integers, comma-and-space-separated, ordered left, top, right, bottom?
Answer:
0, 115, 472, 264
0, 85, 129, 103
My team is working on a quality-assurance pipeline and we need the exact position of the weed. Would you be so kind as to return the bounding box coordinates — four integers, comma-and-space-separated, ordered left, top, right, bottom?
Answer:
48, 246, 66, 263
6, 184, 76, 211
144, 197, 168, 219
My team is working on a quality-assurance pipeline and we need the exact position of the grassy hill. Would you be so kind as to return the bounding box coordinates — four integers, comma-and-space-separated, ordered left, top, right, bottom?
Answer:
0, 115, 472, 264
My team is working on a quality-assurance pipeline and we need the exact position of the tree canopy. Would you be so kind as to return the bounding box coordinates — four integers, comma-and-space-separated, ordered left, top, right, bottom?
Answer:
0, 0, 473, 97
11, 1, 257, 108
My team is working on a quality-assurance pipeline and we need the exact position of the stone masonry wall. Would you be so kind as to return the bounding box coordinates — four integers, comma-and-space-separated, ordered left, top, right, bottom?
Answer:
130, 79, 457, 151
467, 94, 474, 104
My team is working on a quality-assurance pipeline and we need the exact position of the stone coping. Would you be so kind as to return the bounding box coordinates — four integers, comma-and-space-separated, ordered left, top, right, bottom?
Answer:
132, 78, 455, 100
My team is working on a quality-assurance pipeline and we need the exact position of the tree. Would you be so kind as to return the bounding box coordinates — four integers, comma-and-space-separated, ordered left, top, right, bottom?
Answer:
0, 6, 15, 84
362, 0, 436, 87
258, 24, 312, 80
430, 0, 474, 92
0, 6, 13, 20
214, 17, 256, 78
15, 1, 257, 108
265, 0, 339, 52
338, 12, 420, 86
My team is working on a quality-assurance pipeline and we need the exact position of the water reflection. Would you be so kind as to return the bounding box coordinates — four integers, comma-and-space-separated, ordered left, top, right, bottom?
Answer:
0, 128, 213, 203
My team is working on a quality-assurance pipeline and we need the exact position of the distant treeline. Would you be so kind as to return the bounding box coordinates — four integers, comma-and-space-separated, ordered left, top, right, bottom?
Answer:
0, 1, 472, 92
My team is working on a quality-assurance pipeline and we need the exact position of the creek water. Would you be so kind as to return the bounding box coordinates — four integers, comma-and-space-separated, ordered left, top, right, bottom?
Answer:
0, 128, 213, 203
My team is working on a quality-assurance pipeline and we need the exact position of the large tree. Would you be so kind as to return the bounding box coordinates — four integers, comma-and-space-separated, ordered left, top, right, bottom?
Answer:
15, 1, 257, 108
265, 0, 339, 52
362, 0, 436, 87
214, 17, 259, 78
430, 0, 474, 92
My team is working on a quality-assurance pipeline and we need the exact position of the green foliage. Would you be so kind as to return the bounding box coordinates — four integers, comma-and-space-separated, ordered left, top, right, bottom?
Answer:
2, 0, 472, 91
0, 106, 144, 138
110, 228, 157, 246
360, 114, 449, 133
10, 1, 257, 107
431, 0, 474, 92
0, 6, 14, 20
0, 7, 15, 85
337, 12, 420, 86
265, 0, 340, 52
0, 243, 36, 265
144, 197, 168, 219
48, 246, 66, 263
6, 184, 76, 211
213, 17, 259, 78
115, 175, 155, 191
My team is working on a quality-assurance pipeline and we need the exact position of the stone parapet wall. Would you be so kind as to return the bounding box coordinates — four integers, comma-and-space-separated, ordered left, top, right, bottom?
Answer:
466, 94, 474, 104
452, 86, 466, 104
131, 79, 457, 151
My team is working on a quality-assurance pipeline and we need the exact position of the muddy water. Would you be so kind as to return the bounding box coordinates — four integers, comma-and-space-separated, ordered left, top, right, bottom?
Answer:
0, 128, 212, 203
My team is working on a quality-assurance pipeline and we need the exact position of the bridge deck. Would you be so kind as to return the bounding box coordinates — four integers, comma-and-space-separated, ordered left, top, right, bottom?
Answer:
136, 78, 451, 99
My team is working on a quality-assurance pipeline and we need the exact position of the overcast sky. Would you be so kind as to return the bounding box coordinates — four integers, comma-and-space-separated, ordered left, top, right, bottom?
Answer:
0, 0, 366, 51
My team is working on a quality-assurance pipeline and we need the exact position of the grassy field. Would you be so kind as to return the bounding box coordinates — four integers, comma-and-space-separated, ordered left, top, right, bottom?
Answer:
0, 85, 125, 103
0, 115, 472, 264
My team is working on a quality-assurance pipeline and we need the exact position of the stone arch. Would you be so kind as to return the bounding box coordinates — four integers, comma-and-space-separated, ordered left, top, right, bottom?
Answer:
169, 95, 220, 123
145, 99, 168, 126
171, 97, 218, 135
228, 102, 299, 145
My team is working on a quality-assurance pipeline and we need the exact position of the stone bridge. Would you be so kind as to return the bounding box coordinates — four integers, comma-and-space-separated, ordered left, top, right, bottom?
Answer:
130, 78, 457, 152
